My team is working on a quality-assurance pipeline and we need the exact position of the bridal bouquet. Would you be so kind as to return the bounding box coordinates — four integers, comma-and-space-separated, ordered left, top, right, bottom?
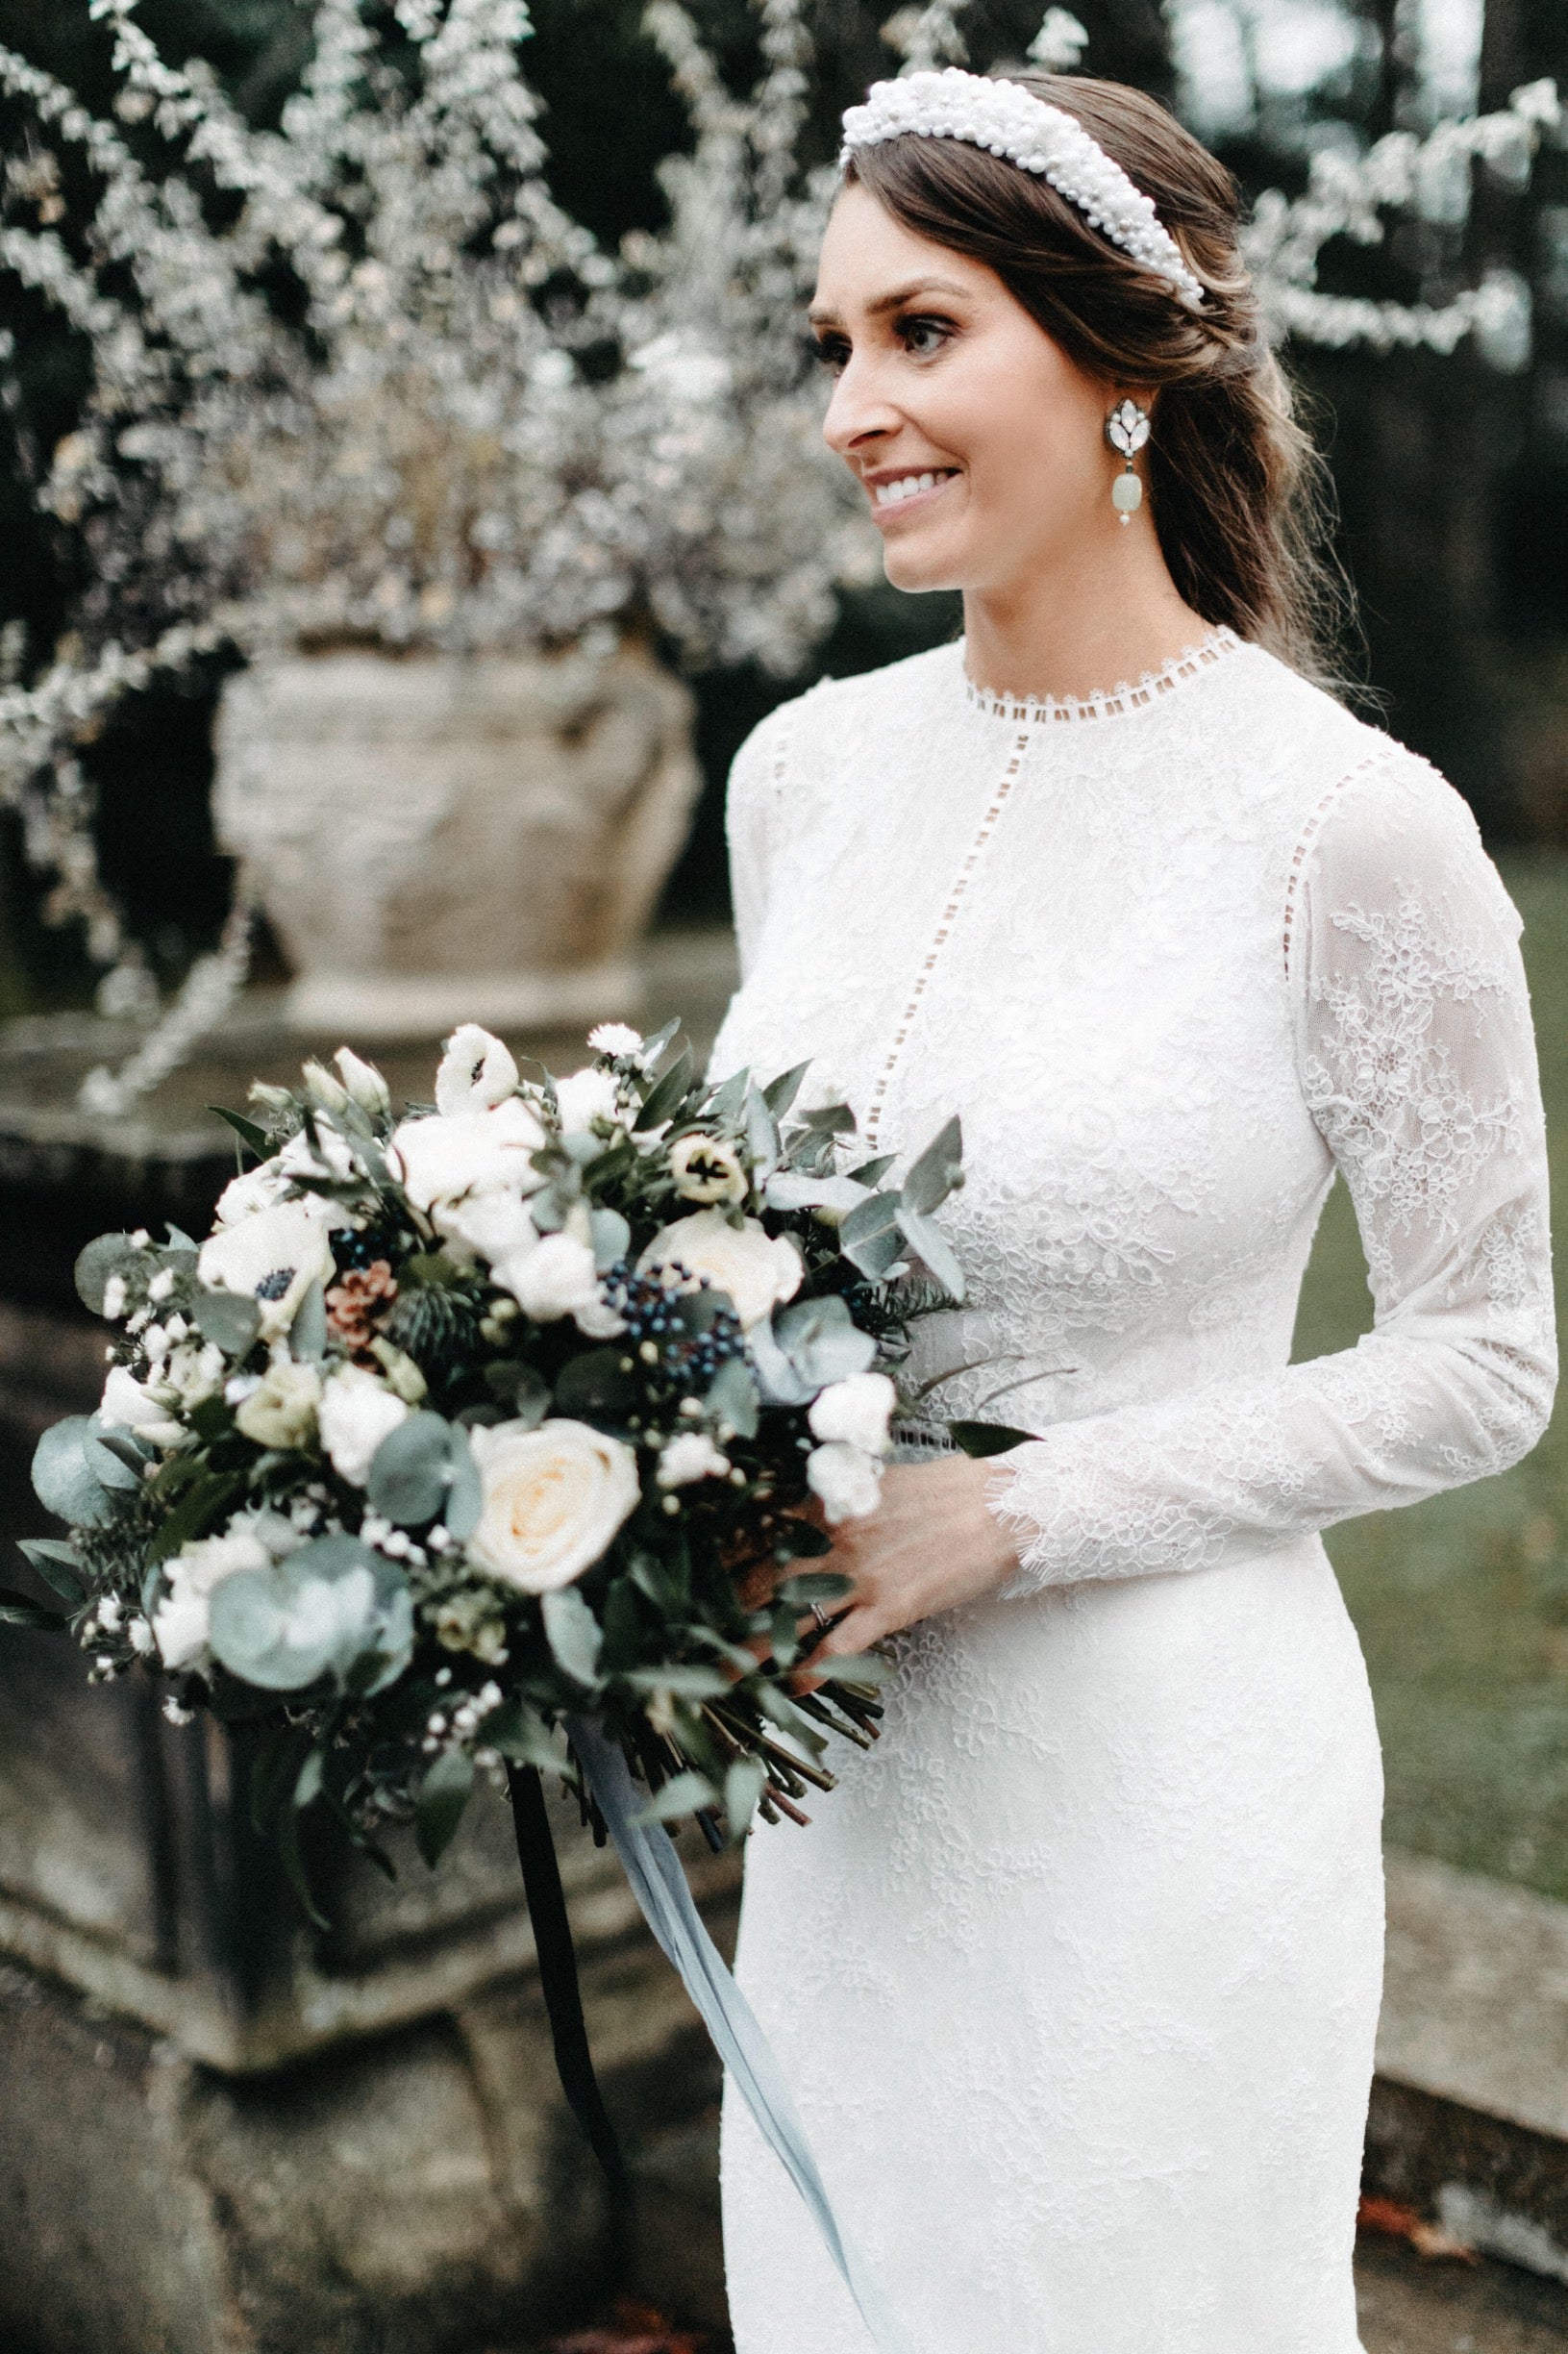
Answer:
12, 1019, 969, 1915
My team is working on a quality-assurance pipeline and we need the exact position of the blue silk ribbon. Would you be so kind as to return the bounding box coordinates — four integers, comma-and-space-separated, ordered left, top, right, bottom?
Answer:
564, 1714, 913, 2354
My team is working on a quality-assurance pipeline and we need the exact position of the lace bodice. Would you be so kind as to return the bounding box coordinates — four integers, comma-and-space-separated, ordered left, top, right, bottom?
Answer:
708, 630, 1556, 1598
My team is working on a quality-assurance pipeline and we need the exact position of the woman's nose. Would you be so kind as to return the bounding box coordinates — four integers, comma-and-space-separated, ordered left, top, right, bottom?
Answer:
821, 354, 901, 459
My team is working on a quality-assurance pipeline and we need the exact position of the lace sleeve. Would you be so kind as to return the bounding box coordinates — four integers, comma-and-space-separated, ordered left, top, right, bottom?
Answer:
726, 709, 789, 987
984, 751, 1557, 1598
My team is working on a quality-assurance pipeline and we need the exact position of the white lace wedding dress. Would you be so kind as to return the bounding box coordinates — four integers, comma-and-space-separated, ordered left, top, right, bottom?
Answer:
704, 626, 1556, 2354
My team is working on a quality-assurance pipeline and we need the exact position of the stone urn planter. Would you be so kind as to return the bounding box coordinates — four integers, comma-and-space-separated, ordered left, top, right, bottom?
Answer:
213, 641, 703, 1039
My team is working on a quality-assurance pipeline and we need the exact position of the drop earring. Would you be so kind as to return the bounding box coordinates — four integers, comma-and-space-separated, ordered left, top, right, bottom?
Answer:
1106, 397, 1150, 524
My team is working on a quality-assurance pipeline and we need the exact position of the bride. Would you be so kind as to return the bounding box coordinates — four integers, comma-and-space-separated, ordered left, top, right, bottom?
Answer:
704, 63, 1557, 2354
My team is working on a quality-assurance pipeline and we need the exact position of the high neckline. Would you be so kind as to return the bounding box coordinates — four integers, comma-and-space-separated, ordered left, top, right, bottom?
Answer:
960, 625, 1243, 725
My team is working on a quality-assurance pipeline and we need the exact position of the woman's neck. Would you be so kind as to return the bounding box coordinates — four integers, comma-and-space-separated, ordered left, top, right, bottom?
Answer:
960, 531, 1212, 706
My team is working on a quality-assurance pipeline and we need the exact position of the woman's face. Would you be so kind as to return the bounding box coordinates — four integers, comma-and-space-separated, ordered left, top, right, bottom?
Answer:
811, 183, 1118, 599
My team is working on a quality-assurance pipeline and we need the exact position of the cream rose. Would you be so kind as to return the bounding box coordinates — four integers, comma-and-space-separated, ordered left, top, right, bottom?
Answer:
235, 1355, 323, 1450
466, 1417, 640, 1593
317, 1364, 410, 1487
636, 1211, 802, 1332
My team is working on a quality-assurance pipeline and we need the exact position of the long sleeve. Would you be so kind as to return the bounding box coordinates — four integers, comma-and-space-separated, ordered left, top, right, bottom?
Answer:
725, 709, 785, 989
985, 751, 1557, 1599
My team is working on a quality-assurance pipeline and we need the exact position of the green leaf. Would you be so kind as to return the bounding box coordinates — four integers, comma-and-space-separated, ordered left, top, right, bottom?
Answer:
540, 1585, 603, 1689
630, 1767, 720, 1826
795, 1101, 857, 1135
148, 1470, 243, 1565
208, 1105, 271, 1157
724, 1757, 766, 1842
705, 1356, 759, 1440
761, 1060, 811, 1119
209, 1535, 409, 1693
773, 1569, 854, 1609
896, 1205, 966, 1304
486, 1698, 561, 1772
74, 1233, 139, 1316
15, 1540, 86, 1605
277, 1792, 330, 1932
193, 1288, 262, 1356
94, 1430, 152, 1479
846, 1153, 897, 1187
484, 1362, 551, 1427
294, 1746, 326, 1811
838, 1189, 902, 1252
620, 1663, 732, 1699
442, 1423, 483, 1541
0, 1589, 66, 1630
770, 1601, 800, 1669
250, 1724, 298, 1837
32, 1416, 134, 1529
290, 1278, 327, 1362
772, 1515, 833, 1561
416, 1747, 475, 1867
589, 1206, 631, 1271
706, 1065, 751, 1125
901, 1114, 964, 1217
636, 1042, 695, 1133
366, 1411, 452, 1526
599, 1576, 642, 1673
773, 1293, 877, 1386
947, 1419, 1034, 1457
551, 1348, 636, 1425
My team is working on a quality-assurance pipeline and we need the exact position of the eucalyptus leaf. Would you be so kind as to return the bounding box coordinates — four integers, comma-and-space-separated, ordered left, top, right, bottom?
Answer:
773, 1293, 877, 1387
589, 1206, 631, 1271
484, 1362, 551, 1427
209, 1535, 407, 1693
896, 1205, 966, 1304
416, 1746, 475, 1867
74, 1233, 140, 1316
948, 1419, 1034, 1457
846, 1153, 897, 1188
705, 1356, 759, 1440
744, 1084, 780, 1181
631, 1767, 721, 1826
366, 1411, 452, 1526
32, 1416, 132, 1529
442, 1423, 483, 1542
900, 1114, 964, 1217
724, 1757, 766, 1841
764, 1171, 865, 1214
193, 1288, 262, 1356
540, 1585, 603, 1689
794, 1101, 857, 1135
760, 1060, 811, 1120
838, 1189, 902, 1251
706, 1065, 750, 1125
290, 1277, 328, 1362
15, 1539, 86, 1605
94, 1429, 152, 1479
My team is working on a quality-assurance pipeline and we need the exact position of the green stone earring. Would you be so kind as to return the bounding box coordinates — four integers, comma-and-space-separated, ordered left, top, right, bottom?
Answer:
1106, 397, 1150, 524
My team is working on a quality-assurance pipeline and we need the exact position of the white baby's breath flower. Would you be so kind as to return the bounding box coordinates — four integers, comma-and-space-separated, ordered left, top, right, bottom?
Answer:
656, 1431, 732, 1488
317, 1364, 411, 1487
466, 1417, 640, 1593
162, 1340, 227, 1411
806, 1440, 884, 1524
808, 1371, 896, 1457
436, 1024, 519, 1115
637, 1211, 802, 1332
102, 1274, 128, 1320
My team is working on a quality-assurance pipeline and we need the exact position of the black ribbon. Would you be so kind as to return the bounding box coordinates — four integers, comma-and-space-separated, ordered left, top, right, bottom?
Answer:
506, 1759, 633, 2208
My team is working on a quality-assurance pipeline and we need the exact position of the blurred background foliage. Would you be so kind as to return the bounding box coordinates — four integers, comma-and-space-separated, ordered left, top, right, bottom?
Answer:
0, 0, 1565, 999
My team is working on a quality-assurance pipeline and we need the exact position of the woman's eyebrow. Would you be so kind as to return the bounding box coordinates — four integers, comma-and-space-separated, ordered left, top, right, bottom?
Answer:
808, 276, 973, 326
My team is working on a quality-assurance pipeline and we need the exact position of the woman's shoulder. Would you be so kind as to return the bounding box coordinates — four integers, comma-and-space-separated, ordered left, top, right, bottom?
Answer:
728, 640, 963, 790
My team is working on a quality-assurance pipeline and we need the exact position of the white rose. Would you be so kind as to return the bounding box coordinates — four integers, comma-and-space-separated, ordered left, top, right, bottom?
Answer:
656, 1431, 732, 1488
806, 1440, 884, 1523
439, 1184, 539, 1266
636, 1210, 802, 1332
197, 1195, 344, 1339
553, 1064, 622, 1138
436, 1023, 519, 1114
389, 1096, 546, 1221
234, 1354, 322, 1449
808, 1371, 896, 1457
213, 1158, 290, 1227
317, 1364, 411, 1487
99, 1363, 184, 1448
153, 1526, 271, 1668
501, 1231, 624, 1339
466, 1416, 641, 1593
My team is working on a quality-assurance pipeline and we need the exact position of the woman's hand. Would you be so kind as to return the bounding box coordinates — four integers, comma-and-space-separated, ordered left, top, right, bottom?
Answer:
786, 1451, 1024, 1692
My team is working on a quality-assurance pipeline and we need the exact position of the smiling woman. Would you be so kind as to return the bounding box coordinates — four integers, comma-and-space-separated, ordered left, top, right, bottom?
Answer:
704, 59, 1556, 2354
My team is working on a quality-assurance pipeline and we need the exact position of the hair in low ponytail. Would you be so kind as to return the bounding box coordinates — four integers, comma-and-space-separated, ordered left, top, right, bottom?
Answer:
843, 74, 1350, 689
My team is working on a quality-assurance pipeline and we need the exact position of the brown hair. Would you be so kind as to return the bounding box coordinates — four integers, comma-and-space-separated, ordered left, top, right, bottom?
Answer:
843, 74, 1350, 687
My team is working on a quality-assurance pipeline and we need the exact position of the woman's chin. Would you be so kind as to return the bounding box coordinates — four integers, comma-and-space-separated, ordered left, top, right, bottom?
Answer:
881, 538, 965, 595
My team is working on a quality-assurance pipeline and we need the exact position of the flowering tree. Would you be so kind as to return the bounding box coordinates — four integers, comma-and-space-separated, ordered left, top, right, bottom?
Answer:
0, 0, 1560, 1106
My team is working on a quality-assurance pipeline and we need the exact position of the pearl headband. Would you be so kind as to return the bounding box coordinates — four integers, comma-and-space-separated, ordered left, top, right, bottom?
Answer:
839, 68, 1207, 313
